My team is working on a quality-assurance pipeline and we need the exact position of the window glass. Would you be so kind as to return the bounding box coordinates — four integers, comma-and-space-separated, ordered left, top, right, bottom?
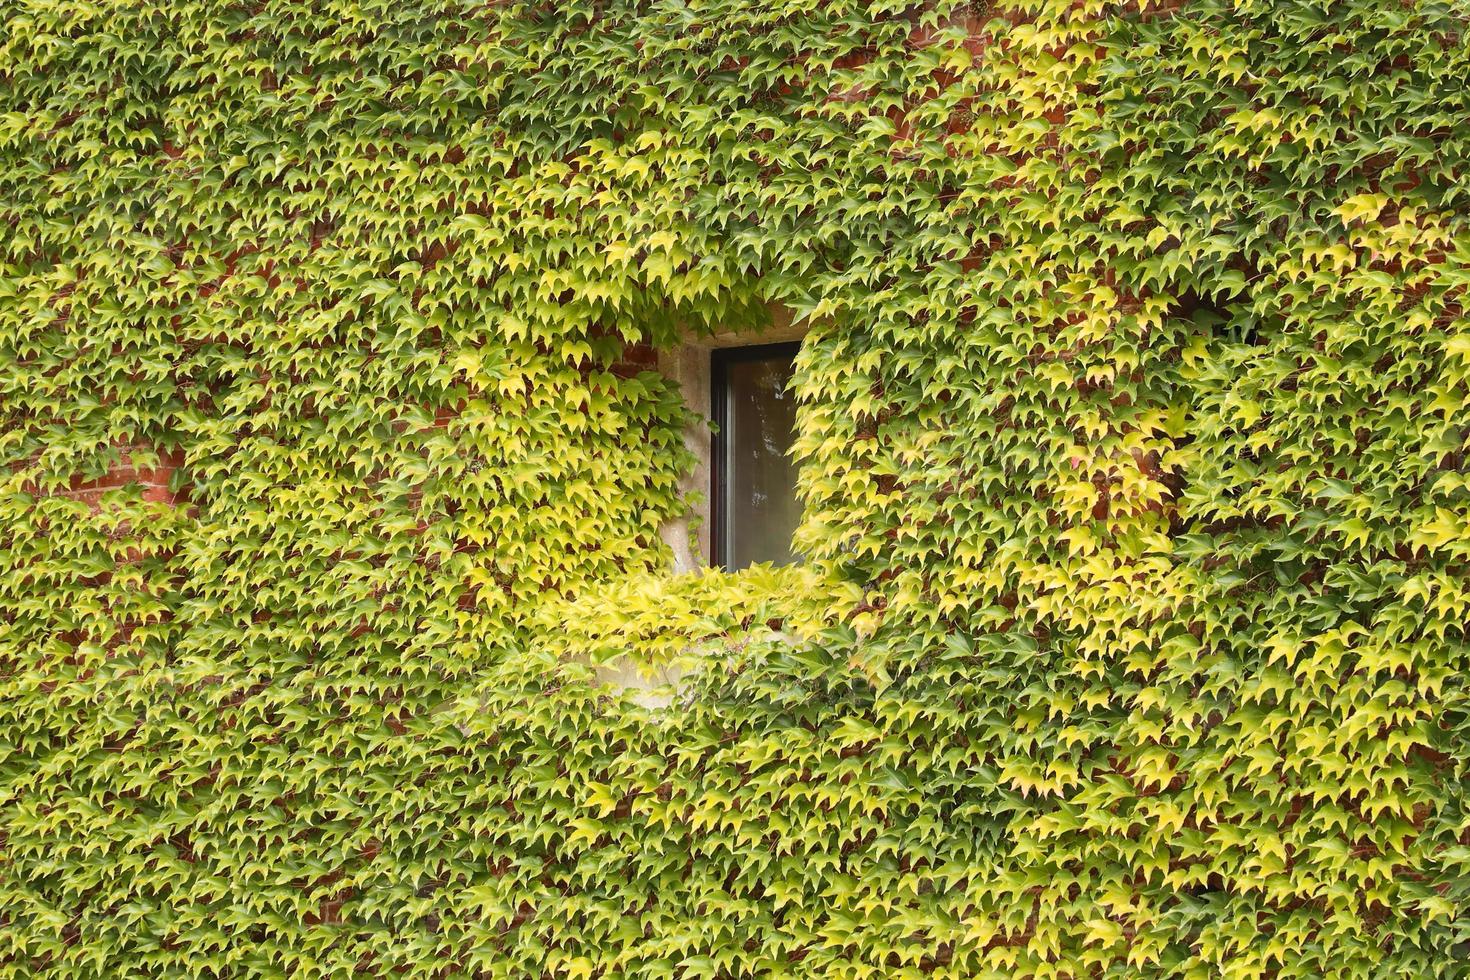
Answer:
716, 346, 800, 570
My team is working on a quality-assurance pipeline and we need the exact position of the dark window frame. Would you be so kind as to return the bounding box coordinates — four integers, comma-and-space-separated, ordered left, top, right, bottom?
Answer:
709, 340, 803, 570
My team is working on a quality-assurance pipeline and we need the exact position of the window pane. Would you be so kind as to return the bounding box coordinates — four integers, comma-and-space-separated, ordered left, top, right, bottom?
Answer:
722, 351, 800, 569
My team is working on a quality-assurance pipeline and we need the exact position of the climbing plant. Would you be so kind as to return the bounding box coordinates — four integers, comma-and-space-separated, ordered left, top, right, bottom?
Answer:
2, 0, 1468, 975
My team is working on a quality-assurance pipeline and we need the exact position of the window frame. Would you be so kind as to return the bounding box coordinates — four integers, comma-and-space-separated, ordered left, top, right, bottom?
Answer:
709, 340, 803, 570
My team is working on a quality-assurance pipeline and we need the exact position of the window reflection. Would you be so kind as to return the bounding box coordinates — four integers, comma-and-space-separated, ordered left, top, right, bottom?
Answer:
716, 345, 800, 570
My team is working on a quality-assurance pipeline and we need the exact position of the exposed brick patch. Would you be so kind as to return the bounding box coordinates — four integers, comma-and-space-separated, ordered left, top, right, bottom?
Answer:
612, 341, 658, 378
61, 446, 183, 508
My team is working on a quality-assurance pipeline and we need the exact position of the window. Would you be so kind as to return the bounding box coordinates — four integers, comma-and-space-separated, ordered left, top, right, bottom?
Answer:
711, 342, 802, 570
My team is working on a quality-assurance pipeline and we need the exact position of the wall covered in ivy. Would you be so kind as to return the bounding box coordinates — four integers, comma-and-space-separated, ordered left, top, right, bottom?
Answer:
2, 0, 1469, 975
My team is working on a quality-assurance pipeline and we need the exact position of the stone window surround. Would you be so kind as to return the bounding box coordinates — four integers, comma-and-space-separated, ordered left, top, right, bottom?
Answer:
595, 304, 806, 704
656, 303, 808, 574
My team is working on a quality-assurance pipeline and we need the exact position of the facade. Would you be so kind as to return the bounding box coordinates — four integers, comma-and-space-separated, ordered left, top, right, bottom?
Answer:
4, 2, 1469, 976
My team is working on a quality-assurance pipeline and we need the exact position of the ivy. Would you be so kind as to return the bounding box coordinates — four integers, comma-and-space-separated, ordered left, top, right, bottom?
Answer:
2, 0, 1468, 975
